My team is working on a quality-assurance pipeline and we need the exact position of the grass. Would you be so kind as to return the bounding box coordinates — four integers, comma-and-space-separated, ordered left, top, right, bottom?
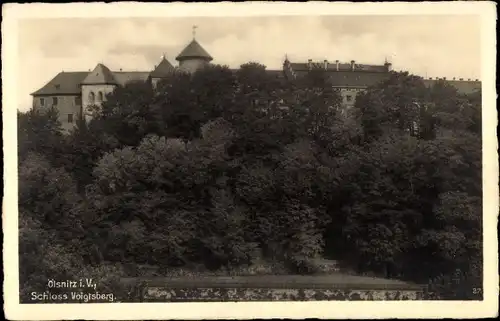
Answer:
121, 258, 424, 292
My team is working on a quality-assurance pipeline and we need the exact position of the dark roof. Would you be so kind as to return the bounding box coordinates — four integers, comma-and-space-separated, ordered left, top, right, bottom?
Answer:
329, 71, 390, 87
32, 69, 151, 96
229, 68, 284, 76
285, 60, 391, 88
290, 69, 390, 88
176, 39, 213, 61
81, 63, 118, 85
423, 79, 481, 95
150, 57, 175, 77
113, 72, 151, 85
290, 62, 388, 73
31, 71, 89, 96
265, 69, 285, 78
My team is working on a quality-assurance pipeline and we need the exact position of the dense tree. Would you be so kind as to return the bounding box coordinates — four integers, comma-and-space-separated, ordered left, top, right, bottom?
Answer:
91, 80, 158, 147
18, 153, 85, 301
62, 117, 120, 192
345, 72, 482, 290
18, 62, 482, 300
18, 107, 66, 167
153, 65, 237, 140
354, 71, 428, 141
18, 153, 82, 236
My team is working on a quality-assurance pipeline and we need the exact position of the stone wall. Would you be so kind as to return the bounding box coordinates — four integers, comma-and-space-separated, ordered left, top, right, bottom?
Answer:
81, 84, 117, 121
123, 276, 428, 302
33, 95, 82, 132
339, 87, 365, 108
139, 287, 426, 302
179, 59, 209, 74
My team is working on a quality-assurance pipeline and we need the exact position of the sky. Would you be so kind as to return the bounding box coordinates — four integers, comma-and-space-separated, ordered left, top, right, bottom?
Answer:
17, 15, 481, 111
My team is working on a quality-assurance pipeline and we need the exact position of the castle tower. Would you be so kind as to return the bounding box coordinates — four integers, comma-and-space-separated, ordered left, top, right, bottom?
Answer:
81, 63, 118, 121
151, 54, 175, 88
175, 26, 213, 73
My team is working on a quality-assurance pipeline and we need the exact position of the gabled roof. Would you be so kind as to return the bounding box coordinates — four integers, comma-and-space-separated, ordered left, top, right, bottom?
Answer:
113, 72, 151, 85
265, 69, 286, 79
328, 71, 391, 87
289, 62, 388, 73
31, 69, 152, 96
423, 79, 481, 95
31, 72, 89, 96
150, 57, 175, 78
81, 63, 118, 85
228, 68, 284, 77
289, 69, 390, 88
176, 39, 213, 61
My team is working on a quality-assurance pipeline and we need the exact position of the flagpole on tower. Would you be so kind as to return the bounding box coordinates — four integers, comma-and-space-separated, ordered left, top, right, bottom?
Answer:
192, 25, 198, 40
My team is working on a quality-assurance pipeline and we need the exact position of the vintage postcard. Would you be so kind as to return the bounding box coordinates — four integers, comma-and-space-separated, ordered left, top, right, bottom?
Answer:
2, 1, 498, 320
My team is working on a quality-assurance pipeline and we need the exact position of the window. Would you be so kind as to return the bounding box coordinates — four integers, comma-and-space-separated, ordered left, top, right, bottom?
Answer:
68, 114, 74, 123
97, 91, 103, 102
88, 92, 95, 104
40, 98, 45, 107
52, 97, 58, 105
75, 96, 82, 105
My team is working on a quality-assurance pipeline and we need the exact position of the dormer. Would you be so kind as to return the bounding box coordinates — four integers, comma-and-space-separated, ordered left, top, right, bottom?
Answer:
81, 63, 117, 85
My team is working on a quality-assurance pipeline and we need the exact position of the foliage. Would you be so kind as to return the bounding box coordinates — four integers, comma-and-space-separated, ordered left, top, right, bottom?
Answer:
345, 73, 482, 284
18, 65, 482, 298
18, 154, 85, 302
18, 153, 83, 237
17, 107, 66, 167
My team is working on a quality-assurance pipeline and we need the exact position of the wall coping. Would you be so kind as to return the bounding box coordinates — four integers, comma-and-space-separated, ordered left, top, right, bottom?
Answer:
122, 275, 426, 291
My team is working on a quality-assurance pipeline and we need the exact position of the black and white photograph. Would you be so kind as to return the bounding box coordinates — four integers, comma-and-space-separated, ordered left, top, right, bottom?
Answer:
3, 2, 498, 320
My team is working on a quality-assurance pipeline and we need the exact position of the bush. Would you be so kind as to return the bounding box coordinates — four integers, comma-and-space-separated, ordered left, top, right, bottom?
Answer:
19, 214, 84, 302
18, 67, 482, 297
427, 267, 482, 300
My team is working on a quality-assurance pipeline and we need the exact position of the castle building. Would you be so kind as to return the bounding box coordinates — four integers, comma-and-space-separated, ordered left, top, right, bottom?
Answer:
282, 58, 481, 109
31, 36, 214, 131
31, 33, 481, 132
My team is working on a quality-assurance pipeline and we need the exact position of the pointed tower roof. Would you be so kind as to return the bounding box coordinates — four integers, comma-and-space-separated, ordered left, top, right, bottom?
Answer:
176, 39, 213, 62
150, 56, 175, 77
81, 63, 118, 85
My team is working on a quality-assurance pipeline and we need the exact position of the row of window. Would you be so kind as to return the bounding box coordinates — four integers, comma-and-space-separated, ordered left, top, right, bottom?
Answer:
39, 96, 82, 107
39, 91, 105, 107
88, 91, 104, 104
333, 88, 365, 92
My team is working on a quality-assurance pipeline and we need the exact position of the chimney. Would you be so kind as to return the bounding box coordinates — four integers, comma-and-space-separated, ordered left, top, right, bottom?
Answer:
459, 78, 463, 81
308, 59, 313, 70
468, 78, 471, 81
475, 79, 479, 81
335, 60, 339, 71
324, 59, 328, 70
351, 60, 355, 71
443, 77, 446, 80
429, 77, 433, 80
452, 77, 455, 80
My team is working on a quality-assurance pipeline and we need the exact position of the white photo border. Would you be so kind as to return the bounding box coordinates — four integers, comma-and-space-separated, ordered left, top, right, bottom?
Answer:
2, 2, 498, 319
